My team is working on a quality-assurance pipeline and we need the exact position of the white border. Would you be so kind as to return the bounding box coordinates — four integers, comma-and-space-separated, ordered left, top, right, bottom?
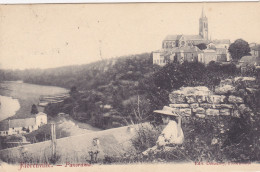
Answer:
0, 0, 258, 4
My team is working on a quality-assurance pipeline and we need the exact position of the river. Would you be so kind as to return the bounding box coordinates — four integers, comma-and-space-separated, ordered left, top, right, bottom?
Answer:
0, 81, 68, 121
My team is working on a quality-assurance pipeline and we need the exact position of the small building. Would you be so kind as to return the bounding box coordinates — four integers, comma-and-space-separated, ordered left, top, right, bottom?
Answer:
152, 50, 167, 66
200, 49, 217, 65
216, 48, 228, 62
251, 45, 260, 58
0, 112, 48, 136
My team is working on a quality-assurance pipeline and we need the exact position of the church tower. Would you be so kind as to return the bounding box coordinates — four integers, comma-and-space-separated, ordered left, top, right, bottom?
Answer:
199, 8, 208, 40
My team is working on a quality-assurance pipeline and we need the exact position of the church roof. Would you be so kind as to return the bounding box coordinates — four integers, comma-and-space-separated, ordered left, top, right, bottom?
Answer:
184, 35, 203, 40
164, 35, 182, 41
164, 34, 204, 41
212, 39, 231, 44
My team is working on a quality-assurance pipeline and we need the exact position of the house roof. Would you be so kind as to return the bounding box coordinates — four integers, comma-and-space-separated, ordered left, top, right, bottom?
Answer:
212, 39, 231, 44
240, 55, 260, 66
251, 45, 260, 51
203, 49, 216, 53
36, 112, 47, 117
9, 118, 36, 128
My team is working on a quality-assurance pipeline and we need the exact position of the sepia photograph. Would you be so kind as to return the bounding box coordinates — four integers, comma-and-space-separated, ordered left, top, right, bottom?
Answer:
0, 2, 260, 171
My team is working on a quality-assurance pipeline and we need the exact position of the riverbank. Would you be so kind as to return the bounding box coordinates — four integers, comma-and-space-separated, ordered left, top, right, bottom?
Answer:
0, 81, 68, 120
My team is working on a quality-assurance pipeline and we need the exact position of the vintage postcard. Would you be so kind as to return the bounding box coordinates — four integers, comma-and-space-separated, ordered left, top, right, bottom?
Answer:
0, 2, 260, 172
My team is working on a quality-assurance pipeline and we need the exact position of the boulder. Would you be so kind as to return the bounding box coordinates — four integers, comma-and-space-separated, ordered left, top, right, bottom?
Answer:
206, 109, 219, 116
195, 114, 206, 118
207, 95, 226, 104
228, 95, 244, 104
215, 85, 236, 95
169, 104, 189, 108
219, 109, 230, 116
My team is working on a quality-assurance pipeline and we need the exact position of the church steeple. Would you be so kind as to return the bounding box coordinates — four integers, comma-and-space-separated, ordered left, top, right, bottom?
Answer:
199, 7, 208, 40
201, 7, 205, 18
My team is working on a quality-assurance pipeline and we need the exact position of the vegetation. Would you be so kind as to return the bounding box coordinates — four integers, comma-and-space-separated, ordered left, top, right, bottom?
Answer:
1, 50, 260, 163
228, 39, 251, 62
195, 43, 207, 50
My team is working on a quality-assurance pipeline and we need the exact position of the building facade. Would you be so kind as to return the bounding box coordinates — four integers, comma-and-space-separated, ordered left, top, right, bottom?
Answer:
0, 112, 48, 136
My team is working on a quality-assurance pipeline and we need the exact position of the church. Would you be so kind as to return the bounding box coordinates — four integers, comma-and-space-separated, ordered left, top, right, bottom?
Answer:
153, 8, 231, 66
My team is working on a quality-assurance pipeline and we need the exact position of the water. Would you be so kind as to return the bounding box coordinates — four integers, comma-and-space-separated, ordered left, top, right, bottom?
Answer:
0, 81, 68, 121
0, 95, 20, 121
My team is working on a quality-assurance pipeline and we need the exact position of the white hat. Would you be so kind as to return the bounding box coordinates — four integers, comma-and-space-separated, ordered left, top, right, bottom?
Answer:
153, 106, 179, 117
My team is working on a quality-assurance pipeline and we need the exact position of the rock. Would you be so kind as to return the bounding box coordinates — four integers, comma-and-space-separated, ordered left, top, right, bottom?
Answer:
215, 85, 236, 95
169, 93, 186, 104
186, 95, 197, 103
219, 109, 230, 116
246, 88, 258, 94
228, 95, 244, 104
169, 104, 189, 108
234, 77, 256, 88
215, 104, 234, 109
200, 103, 213, 109
190, 103, 199, 109
196, 95, 208, 103
220, 79, 233, 86
179, 108, 192, 116
193, 107, 205, 114
238, 104, 252, 114
195, 114, 206, 118
232, 110, 240, 118
206, 109, 219, 116
207, 95, 225, 104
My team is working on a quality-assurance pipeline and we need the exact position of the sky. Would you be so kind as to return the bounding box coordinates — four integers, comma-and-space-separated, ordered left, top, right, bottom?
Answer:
0, 2, 260, 69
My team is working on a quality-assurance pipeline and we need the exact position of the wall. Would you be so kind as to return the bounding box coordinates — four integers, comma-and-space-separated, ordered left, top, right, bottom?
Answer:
168, 77, 257, 118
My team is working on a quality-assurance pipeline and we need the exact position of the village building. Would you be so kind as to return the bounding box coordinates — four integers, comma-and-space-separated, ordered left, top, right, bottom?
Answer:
0, 112, 47, 136
153, 8, 231, 66
250, 44, 260, 58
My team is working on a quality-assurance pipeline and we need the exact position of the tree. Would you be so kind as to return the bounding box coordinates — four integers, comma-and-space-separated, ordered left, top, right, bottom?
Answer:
31, 104, 39, 115
228, 39, 251, 62
196, 43, 207, 50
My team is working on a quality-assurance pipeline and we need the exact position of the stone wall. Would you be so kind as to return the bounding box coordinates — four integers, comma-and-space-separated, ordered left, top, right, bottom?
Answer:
168, 77, 257, 118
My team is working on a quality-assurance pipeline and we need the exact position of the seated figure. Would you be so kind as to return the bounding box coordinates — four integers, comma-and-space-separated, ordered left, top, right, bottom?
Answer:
143, 106, 184, 155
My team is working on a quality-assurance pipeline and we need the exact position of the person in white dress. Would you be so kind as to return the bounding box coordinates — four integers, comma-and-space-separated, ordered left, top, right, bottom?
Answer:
143, 106, 184, 155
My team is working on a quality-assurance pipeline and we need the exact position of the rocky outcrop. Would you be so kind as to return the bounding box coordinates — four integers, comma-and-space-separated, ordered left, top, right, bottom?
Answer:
168, 77, 258, 118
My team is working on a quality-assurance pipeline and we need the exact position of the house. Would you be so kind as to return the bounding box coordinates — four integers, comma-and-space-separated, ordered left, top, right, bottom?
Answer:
199, 49, 217, 65
250, 45, 260, 58
216, 48, 228, 62
0, 112, 47, 136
